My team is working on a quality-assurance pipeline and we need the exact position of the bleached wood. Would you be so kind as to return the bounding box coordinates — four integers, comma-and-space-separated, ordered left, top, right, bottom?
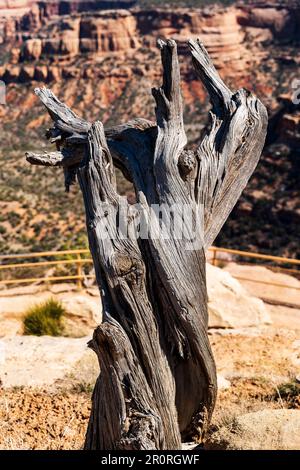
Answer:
188, 39, 268, 249
25, 39, 267, 449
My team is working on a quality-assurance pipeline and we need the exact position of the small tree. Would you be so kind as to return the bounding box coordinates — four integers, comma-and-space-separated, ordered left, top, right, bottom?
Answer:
26, 39, 267, 450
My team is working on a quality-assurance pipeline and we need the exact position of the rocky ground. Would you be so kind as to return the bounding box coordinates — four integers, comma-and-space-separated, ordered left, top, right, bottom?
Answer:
0, 263, 299, 450
0, 324, 299, 450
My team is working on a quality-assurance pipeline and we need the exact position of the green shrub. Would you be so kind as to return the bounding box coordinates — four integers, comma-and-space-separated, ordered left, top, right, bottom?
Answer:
23, 298, 65, 336
277, 381, 300, 399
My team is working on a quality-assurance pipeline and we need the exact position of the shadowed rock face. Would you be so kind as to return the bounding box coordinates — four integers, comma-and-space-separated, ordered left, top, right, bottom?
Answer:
43, 0, 137, 16
0, 0, 136, 15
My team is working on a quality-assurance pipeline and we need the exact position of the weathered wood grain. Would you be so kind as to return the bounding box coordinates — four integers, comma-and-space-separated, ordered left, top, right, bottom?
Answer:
25, 39, 267, 449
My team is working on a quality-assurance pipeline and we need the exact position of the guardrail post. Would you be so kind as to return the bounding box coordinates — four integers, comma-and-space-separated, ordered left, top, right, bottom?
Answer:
77, 253, 83, 290
212, 248, 217, 266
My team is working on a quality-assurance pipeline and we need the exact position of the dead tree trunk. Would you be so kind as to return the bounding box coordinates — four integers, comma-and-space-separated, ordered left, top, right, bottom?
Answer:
25, 39, 268, 450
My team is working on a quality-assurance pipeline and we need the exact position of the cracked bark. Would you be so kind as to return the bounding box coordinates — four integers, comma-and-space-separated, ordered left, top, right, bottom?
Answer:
25, 39, 268, 450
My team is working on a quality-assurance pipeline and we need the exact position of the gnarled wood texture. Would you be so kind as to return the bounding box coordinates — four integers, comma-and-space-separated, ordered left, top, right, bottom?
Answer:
25, 39, 268, 450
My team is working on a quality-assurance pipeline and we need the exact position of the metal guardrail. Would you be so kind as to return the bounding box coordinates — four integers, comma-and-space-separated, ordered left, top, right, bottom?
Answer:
209, 247, 300, 293
0, 247, 299, 291
0, 249, 92, 289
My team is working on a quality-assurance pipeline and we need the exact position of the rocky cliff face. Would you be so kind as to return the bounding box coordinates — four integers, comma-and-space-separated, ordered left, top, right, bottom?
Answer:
237, 0, 300, 41
1, 2, 299, 86
0, 0, 135, 16
0, 1, 137, 45
0, 0, 34, 16
1, 6, 250, 81
0, 0, 32, 44
0, 1, 299, 258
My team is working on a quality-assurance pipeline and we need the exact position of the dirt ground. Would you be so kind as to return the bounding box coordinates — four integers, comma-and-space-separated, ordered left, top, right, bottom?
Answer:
1, 324, 299, 450
0, 389, 91, 450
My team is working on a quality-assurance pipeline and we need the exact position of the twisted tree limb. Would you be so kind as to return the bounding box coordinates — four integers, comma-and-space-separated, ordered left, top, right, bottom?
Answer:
25, 39, 267, 450
189, 39, 268, 249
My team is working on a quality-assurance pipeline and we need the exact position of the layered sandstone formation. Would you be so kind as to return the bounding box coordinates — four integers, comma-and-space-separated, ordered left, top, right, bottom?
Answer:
0, 1, 136, 46
37, 0, 137, 17
0, 6, 252, 83
136, 7, 248, 69
1, 1, 299, 85
0, 0, 34, 44
0, 0, 135, 16
237, 1, 300, 42
0, 0, 34, 17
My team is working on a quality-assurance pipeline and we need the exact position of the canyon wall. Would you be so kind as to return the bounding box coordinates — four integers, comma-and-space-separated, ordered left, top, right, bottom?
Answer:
1, 2, 299, 85
0, 1, 136, 45
0, 0, 135, 16
237, 1, 300, 42
0, 1, 299, 258
0, 1, 34, 17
